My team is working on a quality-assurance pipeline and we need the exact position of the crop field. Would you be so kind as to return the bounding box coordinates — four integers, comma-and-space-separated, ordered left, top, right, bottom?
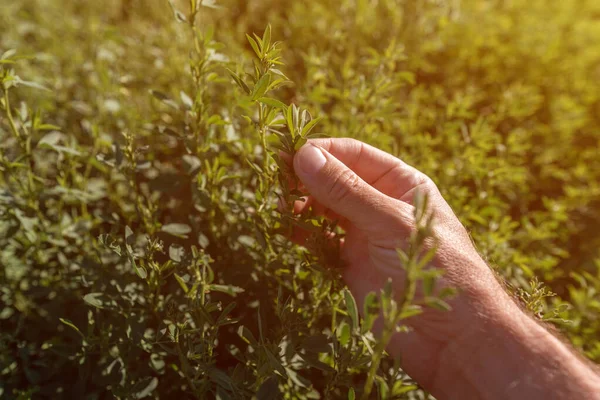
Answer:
1, 0, 599, 398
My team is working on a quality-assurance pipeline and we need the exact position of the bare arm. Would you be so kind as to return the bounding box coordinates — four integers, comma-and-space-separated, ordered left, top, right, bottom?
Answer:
291, 138, 600, 399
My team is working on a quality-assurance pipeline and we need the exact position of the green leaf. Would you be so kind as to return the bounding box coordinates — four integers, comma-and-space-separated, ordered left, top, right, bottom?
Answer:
425, 297, 452, 312
392, 382, 418, 395
252, 74, 270, 101
262, 25, 272, 52
210, 284, 245, 297
399, 304, 422, 319
301, 117, 322, 137
129, 252, 147, 279
59, 318, 84, 338
246, 34, 262, 58
286, 104, 295, 136
338, 322, 351, 347
174, 273, 189, 293
348, 388, 356, 400
294, 137, 307, 151
225, 68, 250, 94
375, 376, 389, 399
343, 288, 359, 330
258, 97, 286, 109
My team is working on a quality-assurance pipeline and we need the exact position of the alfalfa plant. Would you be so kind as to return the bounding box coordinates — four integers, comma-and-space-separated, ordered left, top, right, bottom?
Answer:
357, 192, 455, 399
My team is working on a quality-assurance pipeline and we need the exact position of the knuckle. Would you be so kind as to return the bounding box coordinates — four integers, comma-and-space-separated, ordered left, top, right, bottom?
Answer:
412, 172, 437, 193
328, 169, 361, 203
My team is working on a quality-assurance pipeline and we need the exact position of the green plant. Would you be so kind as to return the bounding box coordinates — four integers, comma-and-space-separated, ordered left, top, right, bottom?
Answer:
1, 0, 599, 398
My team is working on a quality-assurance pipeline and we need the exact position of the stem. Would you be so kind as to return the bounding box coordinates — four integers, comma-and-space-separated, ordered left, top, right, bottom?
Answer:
361, 258, 419, 399
3, 88, 21, 139
362, 326, 394, 400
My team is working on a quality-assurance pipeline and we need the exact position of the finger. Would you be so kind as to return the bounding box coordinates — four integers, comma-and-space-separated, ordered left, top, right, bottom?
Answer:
308, 138, 428, 201
293, 143, 405, 232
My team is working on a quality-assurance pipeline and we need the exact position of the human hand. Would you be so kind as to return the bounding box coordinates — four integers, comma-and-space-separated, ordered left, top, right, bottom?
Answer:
291, 138, 600, 399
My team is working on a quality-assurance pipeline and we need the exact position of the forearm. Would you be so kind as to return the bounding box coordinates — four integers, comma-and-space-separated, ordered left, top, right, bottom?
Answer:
434, 294, 600, 399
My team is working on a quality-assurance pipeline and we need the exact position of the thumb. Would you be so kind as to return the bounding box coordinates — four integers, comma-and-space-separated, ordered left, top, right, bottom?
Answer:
293, 143, 393, 230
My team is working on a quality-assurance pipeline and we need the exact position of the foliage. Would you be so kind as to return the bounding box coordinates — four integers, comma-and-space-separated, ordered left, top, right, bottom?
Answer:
1, 0, 599, 398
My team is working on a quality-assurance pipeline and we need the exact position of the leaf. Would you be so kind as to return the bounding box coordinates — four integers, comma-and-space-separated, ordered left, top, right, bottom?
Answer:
237, 325, 258, 346
225, 68, 250, 94
38, 142, 82, 156
167, 0, 187, 22
125, 225, 135, 245
161, 223, 192, 238
13, 76, 50, 92
301, 117, 322, 137
294, 137, 307, 151
348, 388, 356, 400
209, 284, 245, 297
59, 318, 84, 338
83, 293, 107, 309
169, 244, 185, 262
286, 104, 295, 136
338, 322, 351, 347
217, 302, 237, 325
343, 288, 359, 330
362, 291, 380, 332
425, 297, 452, 312
174, 273, 189, 293
251, 74, 270, 101
37, 131, 64, 147
246, 34, 262, 58
392, 382, 418, 395
150, 90, 179, 109
262, 25, 272, 52
134, 377, 158, 399
1, 49, 17, 60
201, 0, 222, 9
258, 97, 286, 109
375, 376, 389, 399
130, 253, 147, 279
180, 91, 193, 109
265, 348, 287, 376
399, 304, 422, 319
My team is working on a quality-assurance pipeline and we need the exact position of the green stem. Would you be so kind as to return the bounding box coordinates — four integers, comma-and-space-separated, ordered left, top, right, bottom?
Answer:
362, 326, 395, 400
3, 88, 21, 140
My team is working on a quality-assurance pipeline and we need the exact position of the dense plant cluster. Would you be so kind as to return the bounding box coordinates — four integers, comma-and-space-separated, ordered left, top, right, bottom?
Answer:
1, 0, 599, 398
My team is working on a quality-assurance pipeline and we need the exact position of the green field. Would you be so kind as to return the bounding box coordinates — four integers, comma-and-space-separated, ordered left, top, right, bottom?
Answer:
1, 0, 600, 398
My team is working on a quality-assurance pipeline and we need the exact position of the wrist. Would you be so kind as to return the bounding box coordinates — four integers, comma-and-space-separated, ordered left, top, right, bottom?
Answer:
433, 292, 600, 399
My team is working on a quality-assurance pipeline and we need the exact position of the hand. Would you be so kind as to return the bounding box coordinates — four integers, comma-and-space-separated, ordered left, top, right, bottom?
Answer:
291, 138, 600, 399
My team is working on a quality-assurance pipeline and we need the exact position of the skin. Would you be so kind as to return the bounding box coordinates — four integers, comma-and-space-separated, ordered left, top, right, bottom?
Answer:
290, 138, 600, 399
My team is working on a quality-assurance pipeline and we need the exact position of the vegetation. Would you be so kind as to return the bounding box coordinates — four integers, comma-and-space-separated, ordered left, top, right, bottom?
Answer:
1, 0, 599, 398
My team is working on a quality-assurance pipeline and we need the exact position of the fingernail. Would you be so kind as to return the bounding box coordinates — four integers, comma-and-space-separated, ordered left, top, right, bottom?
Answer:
298, 144, 327, 176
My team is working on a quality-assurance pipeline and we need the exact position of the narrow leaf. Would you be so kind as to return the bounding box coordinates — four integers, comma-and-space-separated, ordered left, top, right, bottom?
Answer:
343, 288, 359, 330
